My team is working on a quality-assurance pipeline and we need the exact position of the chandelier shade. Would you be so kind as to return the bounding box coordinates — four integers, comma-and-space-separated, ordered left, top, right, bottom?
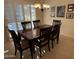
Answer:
34, 3, 50, 9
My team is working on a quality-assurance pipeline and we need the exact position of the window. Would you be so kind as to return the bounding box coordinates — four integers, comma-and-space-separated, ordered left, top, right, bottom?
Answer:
16, 4, 23, 22
5, 4, 15, 23
31, 5, 36, 21
23, 4, 36, 29
17, 22, 23, 30
24, 5, 31, 21
8, 22, 16, 31
5, 4, 36, 31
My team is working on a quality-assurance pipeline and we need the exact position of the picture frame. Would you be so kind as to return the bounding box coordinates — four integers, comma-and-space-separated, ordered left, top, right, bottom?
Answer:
57, 6, 65, 17
51, 6, 55, 17
67, 4, 74, 12
66, 13, 74, 19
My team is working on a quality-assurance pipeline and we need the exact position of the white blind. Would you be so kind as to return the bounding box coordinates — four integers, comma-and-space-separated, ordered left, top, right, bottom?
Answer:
5, 3, 15, 23
5, 2, 17, 31
31, 5, 36, 28
24, 5, 31, 21
16, 4, 23, 22
5, 1, 36, 30
31, 5, 36, 21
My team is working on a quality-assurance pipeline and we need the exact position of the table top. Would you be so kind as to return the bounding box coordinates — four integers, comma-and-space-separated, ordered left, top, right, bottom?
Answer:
18, 25, 52, 41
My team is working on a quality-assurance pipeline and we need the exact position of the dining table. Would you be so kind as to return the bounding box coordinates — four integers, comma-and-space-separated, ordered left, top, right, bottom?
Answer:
18, 25, 52, 59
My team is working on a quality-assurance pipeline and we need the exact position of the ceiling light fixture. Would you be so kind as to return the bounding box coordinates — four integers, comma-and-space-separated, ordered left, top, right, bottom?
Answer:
33, 0, 50, 11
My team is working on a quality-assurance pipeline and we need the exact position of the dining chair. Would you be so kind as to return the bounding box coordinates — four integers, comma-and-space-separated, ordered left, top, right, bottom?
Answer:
50, 24, 61, 48
33, 20, 40, 28
8, 30, 30, 59
21, 21, 32, 30
52, 20, 61, 43
37, 27, 52, 56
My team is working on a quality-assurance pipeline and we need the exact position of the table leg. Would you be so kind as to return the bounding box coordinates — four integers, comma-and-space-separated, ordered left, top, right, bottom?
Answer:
29, 42, 33, 59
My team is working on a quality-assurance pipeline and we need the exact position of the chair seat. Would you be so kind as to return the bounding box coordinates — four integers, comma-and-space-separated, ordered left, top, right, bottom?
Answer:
20, 40, 29, 50
38, 38, 48, 46
40, 40, 48, 46
50, 35, 57, 40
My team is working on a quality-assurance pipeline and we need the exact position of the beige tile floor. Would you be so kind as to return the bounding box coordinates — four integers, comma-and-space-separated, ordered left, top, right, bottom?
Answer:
4, 35, 74, 59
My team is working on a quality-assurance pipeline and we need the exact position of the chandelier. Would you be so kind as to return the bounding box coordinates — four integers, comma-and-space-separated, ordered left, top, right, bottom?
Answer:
33, 0, 50, 11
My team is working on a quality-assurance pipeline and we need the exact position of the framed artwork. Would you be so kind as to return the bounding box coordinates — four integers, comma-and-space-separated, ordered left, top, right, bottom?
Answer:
67, 4, 74, 12
57, 6, 65, 17
66, 13, 74, 19
51, 6, 55, 17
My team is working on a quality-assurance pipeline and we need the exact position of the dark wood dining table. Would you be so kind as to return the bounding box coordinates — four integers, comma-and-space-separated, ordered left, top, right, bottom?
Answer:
18, 25, 52, 59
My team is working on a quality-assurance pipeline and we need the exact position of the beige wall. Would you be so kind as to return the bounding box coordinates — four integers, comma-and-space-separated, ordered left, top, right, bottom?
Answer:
36, 9, 44, 25
43, 0, 74, 38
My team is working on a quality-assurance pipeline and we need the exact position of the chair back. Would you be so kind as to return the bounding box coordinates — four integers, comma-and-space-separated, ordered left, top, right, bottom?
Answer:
8, 30, 21, 49
51, 24, 61, 38
53, 20, 61, 26
33, 20, 40, 28
21, 21, 31, 30
40, 27, 52, 41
